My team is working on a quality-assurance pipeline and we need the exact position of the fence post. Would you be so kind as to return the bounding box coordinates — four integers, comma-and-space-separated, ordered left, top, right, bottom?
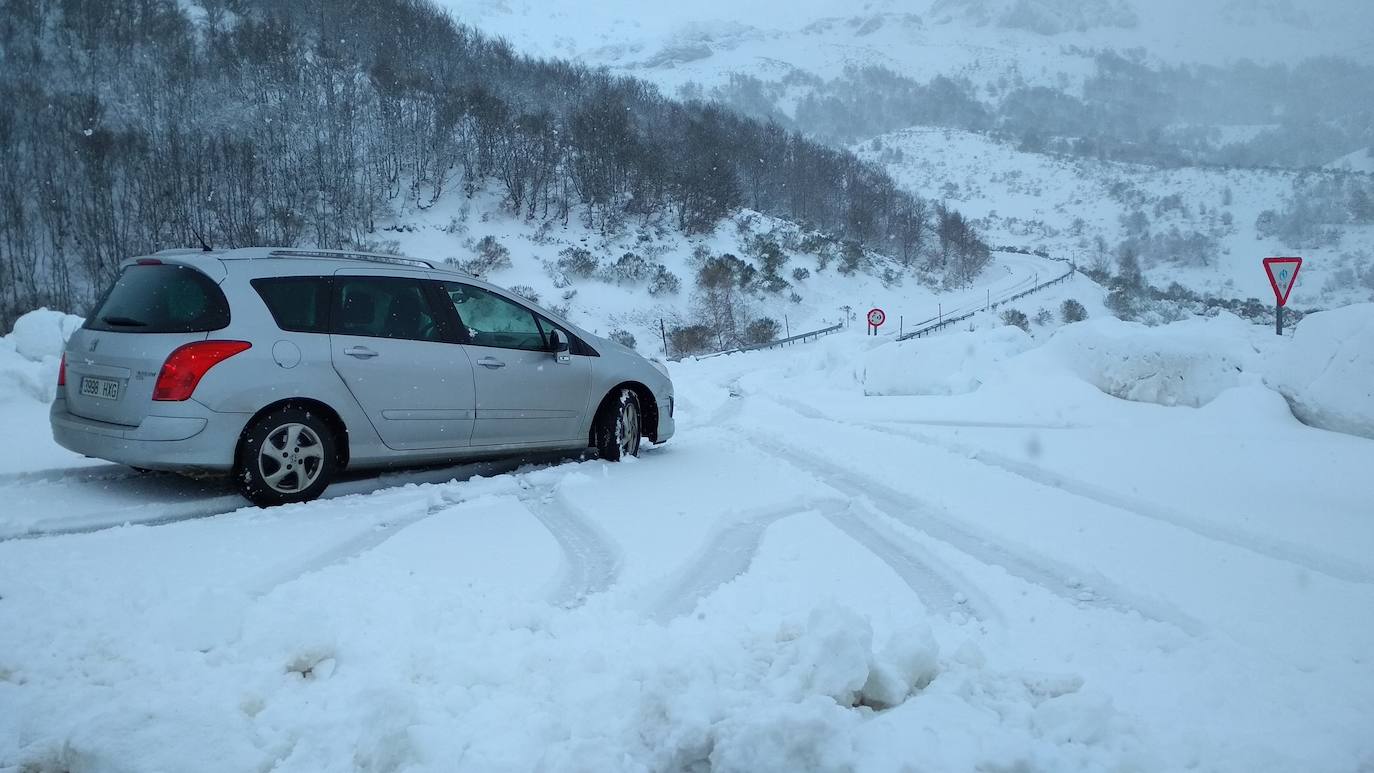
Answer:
660, 318, 669, 359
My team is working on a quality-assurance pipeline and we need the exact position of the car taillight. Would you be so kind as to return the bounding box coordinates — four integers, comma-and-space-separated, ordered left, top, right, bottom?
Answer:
58, 354, 67, 386
152, 341, 251, 401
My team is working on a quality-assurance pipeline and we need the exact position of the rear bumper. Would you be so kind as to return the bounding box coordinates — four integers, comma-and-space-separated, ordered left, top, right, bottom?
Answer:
50, 398, 245, 472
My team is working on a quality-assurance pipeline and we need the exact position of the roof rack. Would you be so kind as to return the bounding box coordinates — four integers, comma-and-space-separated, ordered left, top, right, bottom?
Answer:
267, 248, 435, 270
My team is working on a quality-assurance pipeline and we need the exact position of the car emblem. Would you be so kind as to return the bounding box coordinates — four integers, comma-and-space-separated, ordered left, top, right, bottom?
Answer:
89, 338, 100, 352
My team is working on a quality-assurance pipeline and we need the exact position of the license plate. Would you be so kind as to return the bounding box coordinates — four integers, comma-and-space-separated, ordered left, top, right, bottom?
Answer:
80, 376, 120, 401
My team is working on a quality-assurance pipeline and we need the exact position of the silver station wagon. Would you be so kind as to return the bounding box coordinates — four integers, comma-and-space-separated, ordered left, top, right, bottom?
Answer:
51, 248, 674, 506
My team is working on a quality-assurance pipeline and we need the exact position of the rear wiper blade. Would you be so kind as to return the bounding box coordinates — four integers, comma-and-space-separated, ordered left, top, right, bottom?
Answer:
101, 315, 147, 327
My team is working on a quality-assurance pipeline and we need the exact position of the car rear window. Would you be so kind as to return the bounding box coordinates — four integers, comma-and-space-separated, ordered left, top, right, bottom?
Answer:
252, 277, 331, 333
85, 264, 230, 333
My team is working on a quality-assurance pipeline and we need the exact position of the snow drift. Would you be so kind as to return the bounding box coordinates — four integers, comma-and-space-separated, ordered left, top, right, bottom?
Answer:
862, 326, 1033, 396
1266, 303, 1374, 440
1021, 314, 1265, 408
1, 309, 83, 404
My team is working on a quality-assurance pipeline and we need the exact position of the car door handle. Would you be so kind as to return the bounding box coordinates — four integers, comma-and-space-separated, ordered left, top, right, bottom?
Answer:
476, 356, 505, 369
344, 346, 379, 359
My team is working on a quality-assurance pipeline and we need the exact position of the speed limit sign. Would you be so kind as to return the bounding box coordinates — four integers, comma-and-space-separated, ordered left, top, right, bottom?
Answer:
867, 307, 885, 335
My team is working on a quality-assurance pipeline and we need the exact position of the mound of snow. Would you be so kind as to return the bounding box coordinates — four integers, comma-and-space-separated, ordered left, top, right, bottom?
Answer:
11, 308, 84, 362
862, 326, 1033, 396
1, 309, 84, 403
1265, 303, 1374, 440
1025, 313, 1266, 408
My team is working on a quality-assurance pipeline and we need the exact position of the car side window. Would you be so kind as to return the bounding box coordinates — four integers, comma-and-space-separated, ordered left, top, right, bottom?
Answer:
441, 283, 546, 352
252, 276, 331, 333
330, 276, 441, 342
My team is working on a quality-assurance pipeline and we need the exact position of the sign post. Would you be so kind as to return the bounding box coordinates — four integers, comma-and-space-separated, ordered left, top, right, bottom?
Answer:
866, 307, 886, 336
1262, 257, 1303, 336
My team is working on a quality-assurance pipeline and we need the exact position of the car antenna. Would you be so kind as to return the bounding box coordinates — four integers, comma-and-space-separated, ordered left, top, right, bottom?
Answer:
192, 227, 213, 252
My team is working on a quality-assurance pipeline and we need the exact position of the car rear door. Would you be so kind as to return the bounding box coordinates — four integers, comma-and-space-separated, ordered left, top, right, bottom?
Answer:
436, 282, 590, 446
327, 272, 476, 451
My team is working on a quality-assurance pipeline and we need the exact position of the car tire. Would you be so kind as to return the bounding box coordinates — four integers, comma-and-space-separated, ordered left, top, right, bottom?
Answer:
236, 406, 337, 507
592, 388, 642, 462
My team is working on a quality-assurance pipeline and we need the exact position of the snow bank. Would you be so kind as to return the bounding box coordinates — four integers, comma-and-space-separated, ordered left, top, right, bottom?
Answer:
1265, 303, 1374, 440
1, 309, 84, 404
1023, 313, 1266, 408
862, 326, 1033, 396
11, 308, 84, 361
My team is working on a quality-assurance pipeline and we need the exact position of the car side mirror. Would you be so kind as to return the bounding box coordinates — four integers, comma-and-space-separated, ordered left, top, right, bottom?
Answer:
549, 330, 571, 362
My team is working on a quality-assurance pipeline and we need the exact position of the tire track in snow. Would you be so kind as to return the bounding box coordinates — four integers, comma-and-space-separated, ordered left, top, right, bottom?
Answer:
515, 480, 623, 609
1, 453, 581, 542
742, 433, 1204, 635
822, 500, 992, 623
772, 388, 1372, 586
0, 463, 155, 486
247, 492, 461, 596
861, 421, 1374, 586
648, 500, 831, 622
648, 495, 984, 624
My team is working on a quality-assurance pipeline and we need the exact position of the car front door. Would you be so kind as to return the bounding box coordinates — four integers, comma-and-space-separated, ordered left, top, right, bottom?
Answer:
328, 272, 476, 451
438, 282, 590, 446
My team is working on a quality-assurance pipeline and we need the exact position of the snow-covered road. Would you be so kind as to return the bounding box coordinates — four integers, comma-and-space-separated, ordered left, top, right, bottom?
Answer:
2, 319, 1373, 772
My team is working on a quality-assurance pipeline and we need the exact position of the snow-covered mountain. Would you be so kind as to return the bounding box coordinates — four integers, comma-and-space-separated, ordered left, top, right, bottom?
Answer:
435, 0, 1374, 308
439, 0, 1374, 85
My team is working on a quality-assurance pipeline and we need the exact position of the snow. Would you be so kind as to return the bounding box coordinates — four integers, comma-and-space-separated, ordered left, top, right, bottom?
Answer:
0, 308, 82, 405
1266, 302, 1374, 440
862, 324, 1033, 396
1022, 312, 1268, 408
2, 291, 1373, 771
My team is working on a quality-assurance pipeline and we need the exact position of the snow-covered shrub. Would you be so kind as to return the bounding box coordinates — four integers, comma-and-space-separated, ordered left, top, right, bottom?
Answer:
648, 265, 681, 296
1265, 303, 1374, 440
1061, 298, 1088, 323
791, 267, 810, 282
742, 317, 781, 345
508, 285, 540, 304
608, 329, 636, 350
1000, 308, 1030, 332
607, 251, 651, 284
863, 325, 1033, 396
556, 247, 599, 278
668, 324, 714, 357
1034, 307, 1054, 326
458, 236, 512, 276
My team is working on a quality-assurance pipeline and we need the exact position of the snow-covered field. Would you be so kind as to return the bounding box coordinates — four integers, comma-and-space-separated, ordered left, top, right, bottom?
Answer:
2, 299, 1372, 771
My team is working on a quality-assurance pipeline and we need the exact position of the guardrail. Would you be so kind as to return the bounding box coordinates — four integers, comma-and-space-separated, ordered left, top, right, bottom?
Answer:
685, 322, 845, 361
897, 265, 1075, 341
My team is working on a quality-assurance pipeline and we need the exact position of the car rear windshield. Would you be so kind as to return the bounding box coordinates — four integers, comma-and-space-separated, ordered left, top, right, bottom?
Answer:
85, 264, 230, 333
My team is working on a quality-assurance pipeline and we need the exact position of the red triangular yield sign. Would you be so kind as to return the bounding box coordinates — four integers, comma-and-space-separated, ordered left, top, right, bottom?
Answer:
1263, 257, 1303, 307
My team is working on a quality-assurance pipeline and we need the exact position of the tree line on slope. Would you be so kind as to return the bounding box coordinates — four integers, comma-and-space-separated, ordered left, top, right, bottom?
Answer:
0, 0, 990, 328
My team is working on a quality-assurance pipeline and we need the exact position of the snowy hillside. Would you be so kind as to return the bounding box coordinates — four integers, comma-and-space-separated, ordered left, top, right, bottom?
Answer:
365, 185, 1073, 359
856, 128, 1374, 306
